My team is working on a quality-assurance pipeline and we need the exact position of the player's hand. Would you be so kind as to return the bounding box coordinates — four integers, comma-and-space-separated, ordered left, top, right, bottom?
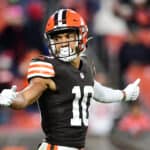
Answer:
123, 78, 140, 101
0, 85, 17, 106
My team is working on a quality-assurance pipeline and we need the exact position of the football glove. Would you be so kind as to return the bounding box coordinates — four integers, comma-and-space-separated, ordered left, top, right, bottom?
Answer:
0, 85, 17, 106
123, 78, 140, 101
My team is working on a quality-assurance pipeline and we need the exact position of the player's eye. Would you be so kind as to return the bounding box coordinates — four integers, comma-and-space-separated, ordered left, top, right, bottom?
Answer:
53, 36, 61, 42
67, 33, 76, 40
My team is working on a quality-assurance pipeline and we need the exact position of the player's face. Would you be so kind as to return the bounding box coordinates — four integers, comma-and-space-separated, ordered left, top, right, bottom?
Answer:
52, 31, 78, 55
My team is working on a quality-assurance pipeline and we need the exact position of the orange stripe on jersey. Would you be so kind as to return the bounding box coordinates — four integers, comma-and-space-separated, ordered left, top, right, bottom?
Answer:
29, 64, 54, 70
28, 70, 55, 76
47, 144, 51, 150
54, 145, 58, 150
46, 144, 58, 150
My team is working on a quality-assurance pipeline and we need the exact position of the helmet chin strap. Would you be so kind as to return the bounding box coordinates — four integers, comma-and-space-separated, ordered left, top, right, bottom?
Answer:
58, 47, 77, 62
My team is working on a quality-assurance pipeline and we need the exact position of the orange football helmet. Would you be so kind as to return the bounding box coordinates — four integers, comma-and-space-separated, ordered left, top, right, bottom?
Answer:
44, 8, 88, 62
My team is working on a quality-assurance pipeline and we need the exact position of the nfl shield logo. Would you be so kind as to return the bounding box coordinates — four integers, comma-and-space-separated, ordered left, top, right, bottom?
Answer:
80, 72, 85, 79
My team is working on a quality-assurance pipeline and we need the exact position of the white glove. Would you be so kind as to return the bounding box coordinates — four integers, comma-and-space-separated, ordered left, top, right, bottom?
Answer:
123, 78, 140, 101
0, 85, 17, 106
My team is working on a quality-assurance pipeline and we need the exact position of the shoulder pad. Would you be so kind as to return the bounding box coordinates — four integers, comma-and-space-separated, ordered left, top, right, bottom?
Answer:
81, 55, 96, 76
27, 56, 55, 81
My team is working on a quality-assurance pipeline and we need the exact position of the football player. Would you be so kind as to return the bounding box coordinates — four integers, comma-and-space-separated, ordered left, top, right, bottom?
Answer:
0, 9, 140, 150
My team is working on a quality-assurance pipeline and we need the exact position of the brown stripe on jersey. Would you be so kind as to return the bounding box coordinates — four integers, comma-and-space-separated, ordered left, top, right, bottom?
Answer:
51, 145, 54, 150
50, 145, 58, 150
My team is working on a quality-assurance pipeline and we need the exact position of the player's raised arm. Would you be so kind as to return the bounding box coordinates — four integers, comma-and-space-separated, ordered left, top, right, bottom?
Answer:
0, 56, 56, 109
0, 77, 56, 109
93, 78, 140, 103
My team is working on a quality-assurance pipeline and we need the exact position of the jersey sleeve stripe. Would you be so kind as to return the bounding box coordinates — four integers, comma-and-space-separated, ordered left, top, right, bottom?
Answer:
29, 61, 53, 67
27, 61, 55, 79
27, 73, 54, 79
28, 67, 54, 73
27, 71, 55, 78
28, 70, 55, 76
29, 64, 54, 70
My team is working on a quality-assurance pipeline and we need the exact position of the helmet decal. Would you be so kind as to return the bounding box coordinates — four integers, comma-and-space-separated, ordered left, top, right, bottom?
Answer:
54, 9, 67, 27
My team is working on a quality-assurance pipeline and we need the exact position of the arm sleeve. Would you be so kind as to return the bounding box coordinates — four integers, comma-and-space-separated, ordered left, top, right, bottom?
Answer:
93, 80, 124, 103
27, 57, 55, 82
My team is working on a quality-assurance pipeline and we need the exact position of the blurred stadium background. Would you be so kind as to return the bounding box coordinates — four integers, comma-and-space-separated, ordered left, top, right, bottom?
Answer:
0, 0, 150, 149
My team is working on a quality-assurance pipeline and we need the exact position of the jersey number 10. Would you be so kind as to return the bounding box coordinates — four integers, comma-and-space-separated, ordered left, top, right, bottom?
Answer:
71, 86, 94, 126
